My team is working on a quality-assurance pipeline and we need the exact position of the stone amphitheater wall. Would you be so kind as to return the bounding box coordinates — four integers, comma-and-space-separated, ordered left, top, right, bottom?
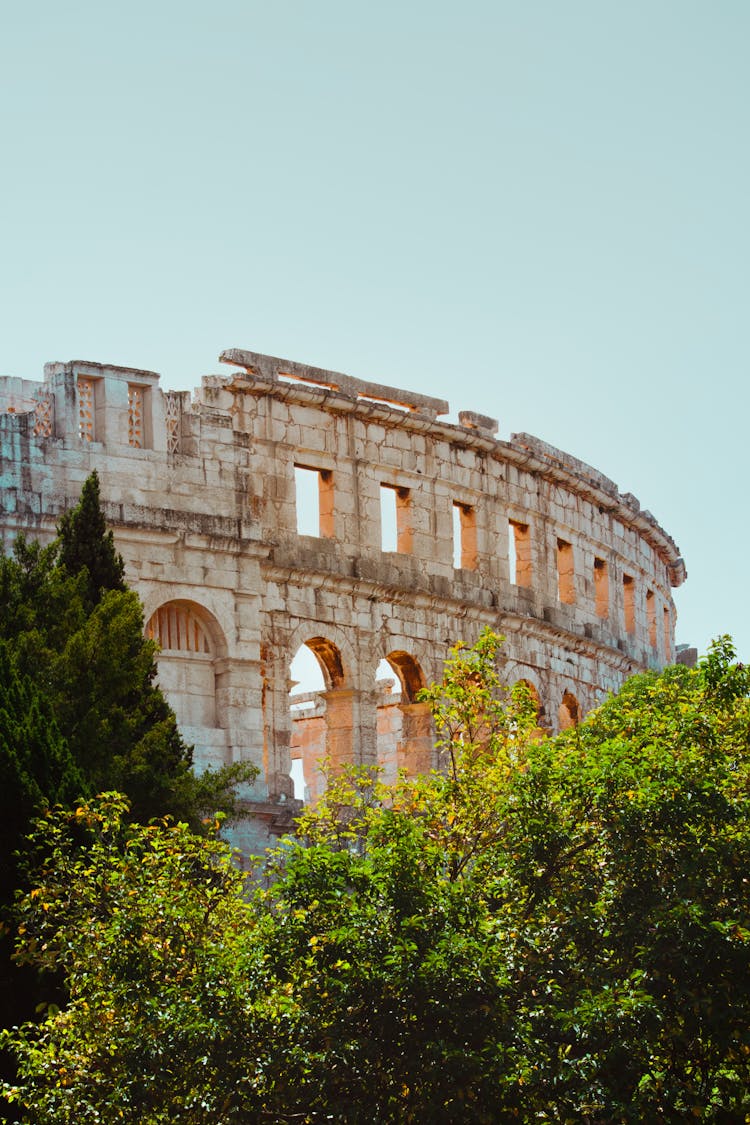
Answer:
0, 348, 686, 852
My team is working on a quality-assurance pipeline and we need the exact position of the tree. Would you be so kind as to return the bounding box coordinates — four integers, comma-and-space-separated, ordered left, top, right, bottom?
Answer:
0, 474, 257, 1120
3, 796, 280, 1125
56, 470, 125, 610
0, 645, 86, 1067
0, 477, 253, 829
3, 632, 750, 1123
0, 644, 85, 905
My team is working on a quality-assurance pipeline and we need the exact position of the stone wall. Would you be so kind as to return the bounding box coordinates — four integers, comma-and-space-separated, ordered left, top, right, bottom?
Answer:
0, 348, 686, 852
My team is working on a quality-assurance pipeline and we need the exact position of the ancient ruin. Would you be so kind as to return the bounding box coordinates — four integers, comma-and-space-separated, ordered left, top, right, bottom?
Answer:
0, 348, 686, 851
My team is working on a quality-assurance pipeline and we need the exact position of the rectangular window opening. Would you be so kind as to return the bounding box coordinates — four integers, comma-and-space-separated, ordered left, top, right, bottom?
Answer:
556, 538, 575, 604
646, 589, 657, 648
623, 574, 635, 634
594, 557, 609, 618
294, 465, 334, 538
663, 606, 671, 659
380, 484, 412, 553
508, 519, 531, 587
453, 502, 477, 570
318, 470, 334, 537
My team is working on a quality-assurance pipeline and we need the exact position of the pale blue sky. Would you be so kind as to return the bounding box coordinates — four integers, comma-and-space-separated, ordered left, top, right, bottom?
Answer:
2, 1, 748, 658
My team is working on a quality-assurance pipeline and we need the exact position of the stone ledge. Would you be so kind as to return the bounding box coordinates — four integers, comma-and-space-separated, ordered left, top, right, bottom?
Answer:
219, 347, 449, 419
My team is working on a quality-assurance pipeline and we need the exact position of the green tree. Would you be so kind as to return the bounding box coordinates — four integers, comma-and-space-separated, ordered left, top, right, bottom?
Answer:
4, 632, 750, 1123
0, 644, 85, 904
3, 796, 281, 1125
0, 478, 253, 829
0, 645, 86, 1060
56, 469, 125, 610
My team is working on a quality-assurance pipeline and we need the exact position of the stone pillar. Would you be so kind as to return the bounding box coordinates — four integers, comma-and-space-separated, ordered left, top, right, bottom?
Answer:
214, 655, 265, 768
321, 686, 380, 772
321, 687, 355, 773
262, 648, 294, 802
397, 701, 435, 775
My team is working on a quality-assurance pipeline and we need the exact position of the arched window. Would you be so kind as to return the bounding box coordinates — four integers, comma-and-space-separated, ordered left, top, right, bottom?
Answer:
288, 636, 348, 803
382, 650, 425, 702
558, 690, 580, 731
376, 650, 432, 781
146, 601, 212, 653
145, 601, 223, 730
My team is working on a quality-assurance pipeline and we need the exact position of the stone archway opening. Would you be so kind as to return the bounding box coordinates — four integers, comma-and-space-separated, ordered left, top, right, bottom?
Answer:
288, 643, 326, 801
375, 650, 433, 782
288, 637, 348, 803
145, 600, 230, 775
145, 600, 224, 730
515, 679, 548, 741
375, 657, 399, 697
558, 689, 580, 731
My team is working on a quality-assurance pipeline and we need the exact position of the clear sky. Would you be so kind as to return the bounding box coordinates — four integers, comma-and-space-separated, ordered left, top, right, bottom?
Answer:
2, 1, 748, 659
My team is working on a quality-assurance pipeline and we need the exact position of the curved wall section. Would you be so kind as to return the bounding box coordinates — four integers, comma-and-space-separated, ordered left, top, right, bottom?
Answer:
0, 348, 686, 853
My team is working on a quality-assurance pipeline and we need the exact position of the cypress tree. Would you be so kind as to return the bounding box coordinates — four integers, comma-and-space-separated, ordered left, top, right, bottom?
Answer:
57, 470, 125, 610
0, 643, 86, 902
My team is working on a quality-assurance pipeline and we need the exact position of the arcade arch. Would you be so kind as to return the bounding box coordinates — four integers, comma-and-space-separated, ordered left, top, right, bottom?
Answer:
288, 635, 351, 803
145, 600, 227, 731
375, 649, 433, 783
558, 690, 580, 731
287, 640, 435, 801
514, 678, 548, 740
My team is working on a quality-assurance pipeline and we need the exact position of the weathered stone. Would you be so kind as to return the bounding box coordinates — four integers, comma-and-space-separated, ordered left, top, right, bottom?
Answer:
0, 348, 686, 853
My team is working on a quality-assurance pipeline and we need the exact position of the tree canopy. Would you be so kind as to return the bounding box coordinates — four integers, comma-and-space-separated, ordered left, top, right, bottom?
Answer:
0, 474, 256, 1116
3, 631, 750, 1122
0, 474, 253, 831
56, 470, 125, 611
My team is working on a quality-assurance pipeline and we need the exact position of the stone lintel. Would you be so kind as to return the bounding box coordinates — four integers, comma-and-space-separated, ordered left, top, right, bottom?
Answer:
219, 347, 449, 418
44, 359, 162, 386
458, 409, 499, 436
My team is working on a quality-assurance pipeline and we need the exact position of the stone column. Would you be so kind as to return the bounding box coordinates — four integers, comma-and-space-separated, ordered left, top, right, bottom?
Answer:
214, 655, 265, 773
262, 648, 294, 801
397, 701, 435, 776
321, 686, 380, 772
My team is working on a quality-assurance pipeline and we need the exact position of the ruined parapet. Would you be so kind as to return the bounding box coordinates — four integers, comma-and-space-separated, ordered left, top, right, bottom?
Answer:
0, 347, 686, 852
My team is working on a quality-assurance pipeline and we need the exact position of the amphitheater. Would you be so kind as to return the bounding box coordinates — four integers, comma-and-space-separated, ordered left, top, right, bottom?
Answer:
0, 347, 686, 851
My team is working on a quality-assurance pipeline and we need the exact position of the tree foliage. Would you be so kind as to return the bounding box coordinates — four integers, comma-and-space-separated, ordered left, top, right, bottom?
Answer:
4, 796, 277, 1125
4, 631, 750, 1122
0, 645, 85, 905
0, 475, 253, 830
56, 470, 125, 610
0, 474, 257, 1117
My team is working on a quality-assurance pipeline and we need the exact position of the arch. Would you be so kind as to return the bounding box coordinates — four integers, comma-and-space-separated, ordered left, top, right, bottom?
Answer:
514, 678, 550, 742
286, 634, 349, 804
145, 600, 228, 732
515, 678, 541, 722
503, 661, 547, 719
147, 601, 211, 653
289, 643, 326, 700
144, 598, 228, 658
516, 677, 541, 713
558, 689, 580, 731
383, 649, 426, 703
283, 621, 356, 689
303, 636, 346, 689
375, 648, 433, 781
